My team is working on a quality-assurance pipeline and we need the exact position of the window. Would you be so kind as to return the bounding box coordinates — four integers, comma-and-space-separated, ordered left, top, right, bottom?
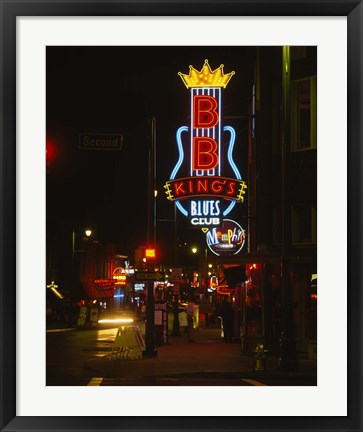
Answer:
291, 204, 317, 244
291, 77, 317, 151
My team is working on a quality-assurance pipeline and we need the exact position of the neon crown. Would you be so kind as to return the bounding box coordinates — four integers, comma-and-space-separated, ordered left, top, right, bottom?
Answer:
178, 59, 235, 89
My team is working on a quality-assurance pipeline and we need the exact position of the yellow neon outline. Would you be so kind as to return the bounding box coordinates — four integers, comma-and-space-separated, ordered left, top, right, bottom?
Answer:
163, 177, 246, 202
236, 182, 247, 202
164, 183, 174, 201
178, 59, 235, 89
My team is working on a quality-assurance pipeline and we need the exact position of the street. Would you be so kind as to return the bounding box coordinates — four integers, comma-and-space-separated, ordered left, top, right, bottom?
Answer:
46, 327, 119, 385
46, 324, 317, 386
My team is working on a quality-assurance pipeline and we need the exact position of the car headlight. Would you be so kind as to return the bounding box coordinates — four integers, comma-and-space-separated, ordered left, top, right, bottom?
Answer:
98, 317, 134, 324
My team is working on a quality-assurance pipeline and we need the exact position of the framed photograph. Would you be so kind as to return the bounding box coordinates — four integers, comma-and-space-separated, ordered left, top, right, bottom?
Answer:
1, 1, 361, 431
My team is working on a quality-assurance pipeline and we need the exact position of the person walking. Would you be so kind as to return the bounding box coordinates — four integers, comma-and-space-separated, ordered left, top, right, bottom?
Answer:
220, 297, 234, 343
186, 299, 196, 342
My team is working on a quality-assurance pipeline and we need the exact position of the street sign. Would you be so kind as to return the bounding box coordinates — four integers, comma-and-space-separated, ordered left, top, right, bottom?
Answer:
134, 271, 165, 282
171, 267, 182, 282
173, 282, 180, 295
79, 133, 123, 150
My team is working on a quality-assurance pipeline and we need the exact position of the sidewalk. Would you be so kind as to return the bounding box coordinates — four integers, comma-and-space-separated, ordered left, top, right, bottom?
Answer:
84, 326, 317, 381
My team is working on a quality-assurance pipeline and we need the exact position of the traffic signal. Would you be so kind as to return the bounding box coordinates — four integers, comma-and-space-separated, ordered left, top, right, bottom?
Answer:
145, 248, 156, 259
46, 139, 56, 163
135, 246, 156, 267
46, 138, 57, 173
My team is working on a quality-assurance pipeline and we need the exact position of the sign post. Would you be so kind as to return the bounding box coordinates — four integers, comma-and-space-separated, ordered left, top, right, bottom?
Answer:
135, 271, 165, 282
144, 118, 158, 357
170, 268, 182, 336
154, 301, 168, 345
144, 278, 157, 357
172, 282, 180, 336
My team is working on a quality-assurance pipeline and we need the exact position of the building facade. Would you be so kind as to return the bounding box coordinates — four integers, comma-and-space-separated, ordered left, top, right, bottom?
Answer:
217, 46, 317, 357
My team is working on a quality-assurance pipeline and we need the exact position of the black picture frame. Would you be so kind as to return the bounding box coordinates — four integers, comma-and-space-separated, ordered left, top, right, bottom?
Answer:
0, 1, 361, 431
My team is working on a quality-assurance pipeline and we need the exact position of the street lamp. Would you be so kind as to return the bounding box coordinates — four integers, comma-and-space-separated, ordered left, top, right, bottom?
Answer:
172, 283, 181, 337
72, 228, 93, 257
144, 117, 157, 357
191, 246, 209, 291
70, 228, 93, 325
46, 281, 64, 300
204, 247, 208, 290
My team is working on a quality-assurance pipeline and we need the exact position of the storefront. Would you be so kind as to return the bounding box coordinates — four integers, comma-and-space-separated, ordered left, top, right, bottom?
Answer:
218, 256, 317, 355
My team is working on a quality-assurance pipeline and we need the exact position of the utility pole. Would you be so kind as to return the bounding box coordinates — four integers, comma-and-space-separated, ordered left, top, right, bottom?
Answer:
172, 283, 181, 336
144, 117, 157, 357
158, 202, 180, 337
278, 46, 298, 371
172, 205, 181, 336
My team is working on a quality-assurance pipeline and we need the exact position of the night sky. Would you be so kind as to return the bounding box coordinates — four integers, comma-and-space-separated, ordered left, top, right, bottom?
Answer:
46, 46, 255, 263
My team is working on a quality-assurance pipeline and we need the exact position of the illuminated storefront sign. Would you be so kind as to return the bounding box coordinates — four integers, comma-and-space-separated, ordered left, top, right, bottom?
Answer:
113, 267, 127, 286
94, 279, 115, 289
165, 177, 245, 201
209, 275, 218, 290
206, 219, 246, 256
164, 60, 247, 227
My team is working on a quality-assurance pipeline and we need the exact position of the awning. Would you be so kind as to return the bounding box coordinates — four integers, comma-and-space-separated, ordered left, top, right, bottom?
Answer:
81, 278, 114, 300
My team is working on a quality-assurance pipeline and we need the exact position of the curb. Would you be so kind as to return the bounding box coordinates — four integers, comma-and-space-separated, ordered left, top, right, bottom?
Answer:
83, 357, 317, 381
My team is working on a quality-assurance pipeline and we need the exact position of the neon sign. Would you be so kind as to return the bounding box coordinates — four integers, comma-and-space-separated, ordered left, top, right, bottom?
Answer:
165, 176, 246, 201
113, 267, 126, 286
206, 219, 246, 256
210, 275, 218, 290
164, 60, 247, 227
94, 279, 116, 289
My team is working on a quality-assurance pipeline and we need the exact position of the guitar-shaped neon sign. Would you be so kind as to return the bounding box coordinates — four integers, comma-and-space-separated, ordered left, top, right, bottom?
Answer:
164, 60, 247, 227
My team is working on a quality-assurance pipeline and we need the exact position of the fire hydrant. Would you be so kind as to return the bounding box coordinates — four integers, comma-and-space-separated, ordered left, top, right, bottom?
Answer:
253, 343, 268, 371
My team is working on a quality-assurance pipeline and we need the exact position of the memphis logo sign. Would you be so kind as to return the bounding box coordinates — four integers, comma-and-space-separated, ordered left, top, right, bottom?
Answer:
206, 219, 246, 256
164, 60, 247, 227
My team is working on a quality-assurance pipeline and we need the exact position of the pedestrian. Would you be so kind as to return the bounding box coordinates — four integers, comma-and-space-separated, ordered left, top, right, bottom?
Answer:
186, 298, 196, 342
220, 297, 234, 343
200, 296, 211, 327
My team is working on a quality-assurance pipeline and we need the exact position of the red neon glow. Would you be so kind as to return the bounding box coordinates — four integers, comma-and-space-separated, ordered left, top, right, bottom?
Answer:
193, 95, 219, 128
226, 182, 236, 196
94, 279, 115, 288
172, 181, 186, 197
46, 139, 56, 163
166, 176, 244, 201
217, 286, 233, 295
196, 179, 208, 193
210, 180, 225, 193
210, 275, 218, 289
193, 137, 219, 170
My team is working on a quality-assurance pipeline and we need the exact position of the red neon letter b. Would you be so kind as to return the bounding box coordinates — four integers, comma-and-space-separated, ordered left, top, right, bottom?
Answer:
193, 137, 219, 170
193, 95, 219, 129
